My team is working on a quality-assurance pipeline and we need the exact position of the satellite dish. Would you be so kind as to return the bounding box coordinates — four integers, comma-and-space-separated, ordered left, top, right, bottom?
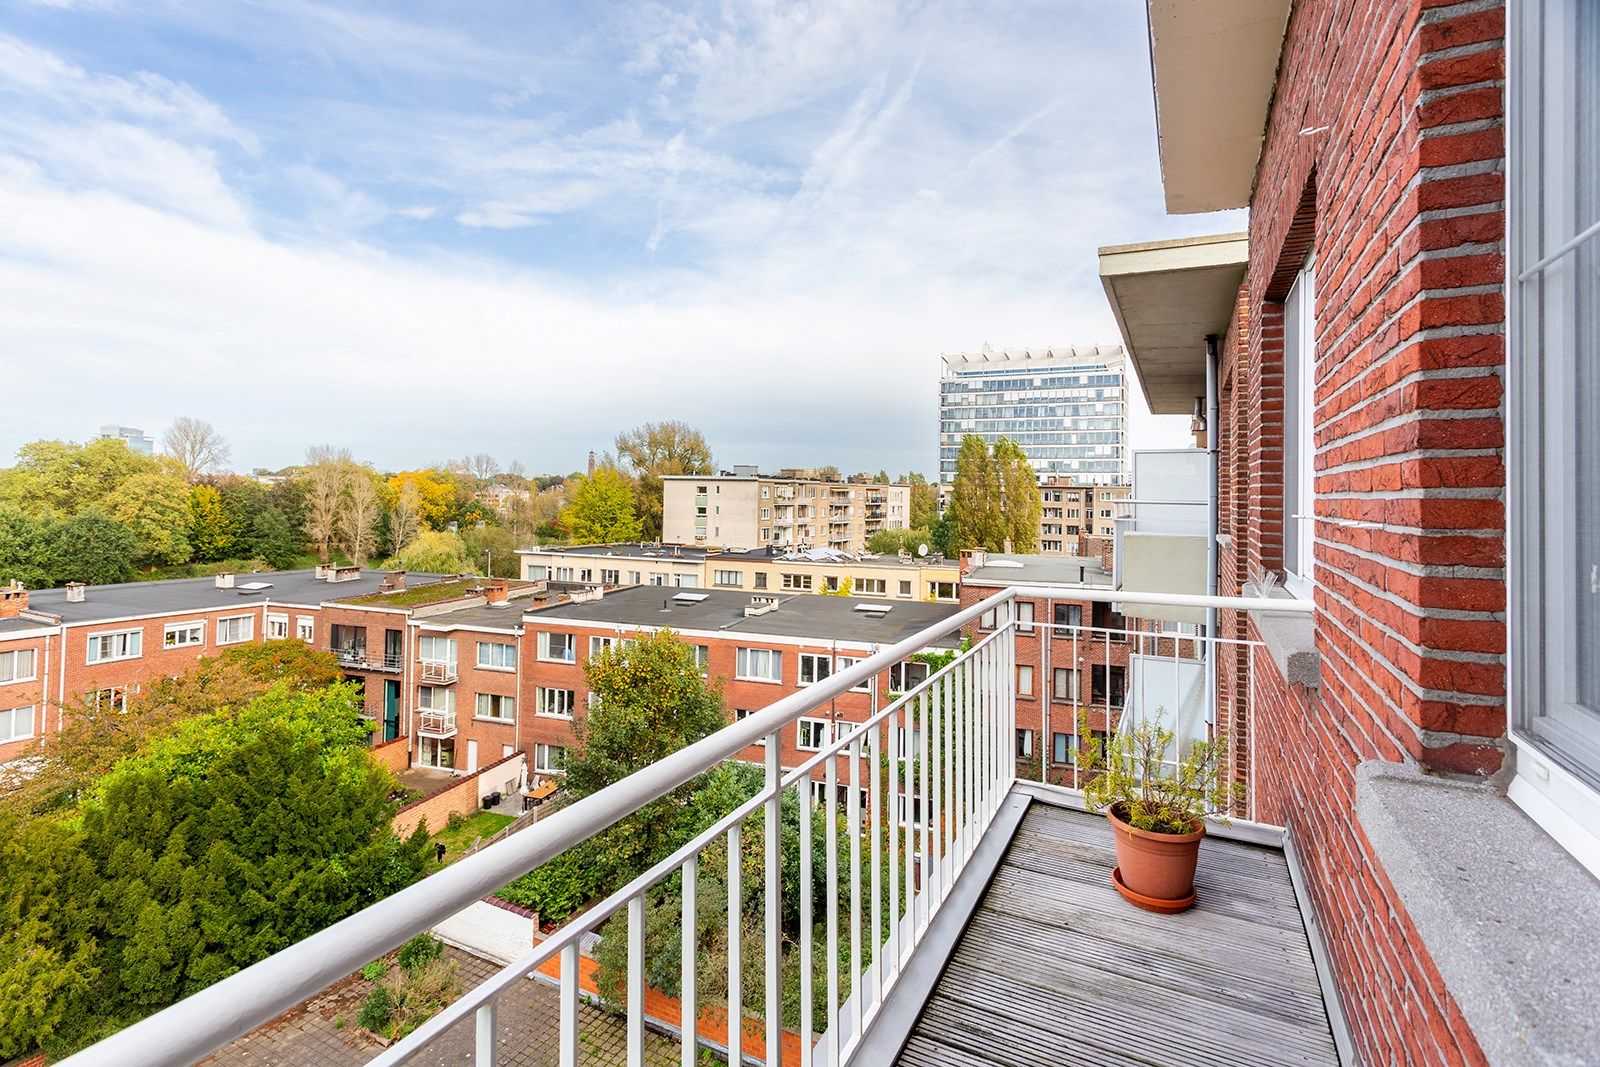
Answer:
917, 543, 929, 557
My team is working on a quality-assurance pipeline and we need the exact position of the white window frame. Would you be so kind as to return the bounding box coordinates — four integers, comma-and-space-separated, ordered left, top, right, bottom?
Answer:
736, 647, 782, 684
713, 569, 743, 588
418, 635, 457, 664
0, 704, 35, 742
534, 743, 566, 773
796, 717, 831, 751
163, 621, 205, 650
536, 686, 575, 718
797, 653, 833, 687
1282, 257, 1317, 598
538, 632, 576, 663
216, 615, 253, 646
477, 641, 517, 670
0, 648, 37, 684
928, 581, 957, 601
266, 613, 289, 641
296, 615, 315, 643
416, 685, 455, 712
86, 628, 142, 664
693, 644, 710, 676
90, 686, 132, 713
475, 693, 515, 721
781, 573, 813, 592
836, 655, 872, 692
1506, 0, 1600, 877
855, 577, 887, 595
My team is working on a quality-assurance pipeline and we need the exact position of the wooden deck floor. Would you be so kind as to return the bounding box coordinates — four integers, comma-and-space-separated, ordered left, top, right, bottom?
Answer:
895, 803, 1339, 1067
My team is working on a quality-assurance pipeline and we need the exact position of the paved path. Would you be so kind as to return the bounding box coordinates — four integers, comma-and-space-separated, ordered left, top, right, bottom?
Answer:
207, 946, 683, 1067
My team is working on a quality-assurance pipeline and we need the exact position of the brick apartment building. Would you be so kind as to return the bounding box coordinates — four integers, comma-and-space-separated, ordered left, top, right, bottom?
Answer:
661, 468, 913, 553
512, 587, 959, 787
0, 567, 453, 765
1092, 1, 1596, 1062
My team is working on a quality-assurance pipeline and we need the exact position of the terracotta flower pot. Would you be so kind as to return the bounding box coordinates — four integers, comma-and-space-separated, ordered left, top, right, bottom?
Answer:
1106, 803, 1204, 913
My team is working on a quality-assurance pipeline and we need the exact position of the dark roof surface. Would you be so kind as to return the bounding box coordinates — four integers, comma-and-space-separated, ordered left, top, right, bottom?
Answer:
22, 570, 451, 625
523, 586, 962, 647
964, 554, 1112, 588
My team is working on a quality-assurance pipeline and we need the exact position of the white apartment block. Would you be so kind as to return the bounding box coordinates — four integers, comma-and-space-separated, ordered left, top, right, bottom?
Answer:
662, 467, 912, 553
939, 344, 1130, 485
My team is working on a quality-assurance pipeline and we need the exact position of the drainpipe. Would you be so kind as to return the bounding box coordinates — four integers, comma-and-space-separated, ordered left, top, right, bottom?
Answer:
1204, 335, 1221, 734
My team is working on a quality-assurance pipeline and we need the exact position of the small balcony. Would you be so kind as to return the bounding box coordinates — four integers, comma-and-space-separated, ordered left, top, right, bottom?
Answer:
332, 646, 403, 672
416, 708, 457, 738
419, 658, 458, 684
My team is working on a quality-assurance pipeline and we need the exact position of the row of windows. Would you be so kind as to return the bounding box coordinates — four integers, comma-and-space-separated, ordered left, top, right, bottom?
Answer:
84, 616, 260, 665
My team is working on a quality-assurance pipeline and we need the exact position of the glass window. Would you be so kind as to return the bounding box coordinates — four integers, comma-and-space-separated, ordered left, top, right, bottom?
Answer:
736, 647, 782, 682
296, 616, 315, 643
416, 685, 454, 712
1053, 603, 1083, 629
216, 616, 253, 645
266, 614, 289, 640
538, 632, 576, 662
86, 628, 142, 663
1508, 0, 1600, 862
714, 569, 743, 587
476, 693, 515, 720
534, 743, 566, 772
1017, 602, 1035, 634
163, 621, 205, 649
693, 644, 710, 676
797, 653, 832, 686
419, 636, 456, 663
797, 717, 830, 751
0, 649, 36, 683
1052, 731, 1075, 765
0, 704, 35, 742
536, 687, 575, 717
1017, 664, 1034, 696
478, 641, 516, 669
1016, 729, 1034, 759
1053, 667, 1080, 703
1283, 258, 1317, 596
836, 655, 872, 692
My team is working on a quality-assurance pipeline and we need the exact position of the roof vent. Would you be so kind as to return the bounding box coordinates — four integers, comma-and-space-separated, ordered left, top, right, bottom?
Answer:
745, 595, 781, 618
672, 591, 709, 603
215, 572, 234, 588
65, 582, 86, 603
236, 581, 272, 592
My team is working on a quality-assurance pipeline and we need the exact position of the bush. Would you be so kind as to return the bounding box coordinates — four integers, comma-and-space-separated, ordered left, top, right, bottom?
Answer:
397, 934, 443, 974
356, 984, 395, 1033
360, 960, 387, 982
445, 810, 466, 832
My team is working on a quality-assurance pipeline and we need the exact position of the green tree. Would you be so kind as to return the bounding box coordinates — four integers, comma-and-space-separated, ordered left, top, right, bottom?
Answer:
900, 472, 940, 530
993, 437, 1041, 553
387, 470, 468, 532
558, 466, 643, 544
215, 478, 271, 559
0, 508, 54, 588
0, 439, 163, 517
104, 473, 193, 568
249, 507, 302, 569
394, 530, 472, 574
460, 524, 519, 578
948, 435, 1004, 552
0, 683, 428, 1057
43, 511, 135, 586
614, 422, 714, 542
188, 485, 239, 563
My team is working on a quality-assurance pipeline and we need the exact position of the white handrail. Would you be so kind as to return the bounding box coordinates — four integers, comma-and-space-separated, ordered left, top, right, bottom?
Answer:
59, 586, 1298, 1067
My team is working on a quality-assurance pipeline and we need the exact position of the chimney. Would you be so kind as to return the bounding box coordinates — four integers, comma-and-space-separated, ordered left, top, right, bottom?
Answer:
1099, 536, 1114, 574
65, 582, 86, 603
315, 563, 334, 580
215, 572, 235, 588
0, 581, 27, 619
588, 451, 597, 476
381, 570, 408, 592
485, 578, 509, 605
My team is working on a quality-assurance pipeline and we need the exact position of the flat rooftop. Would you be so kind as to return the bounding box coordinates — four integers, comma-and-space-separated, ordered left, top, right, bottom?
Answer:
515, 543, 715, 561
964, 554, 1113, 588
524, 586, 962, 648
22, 570, 452, 626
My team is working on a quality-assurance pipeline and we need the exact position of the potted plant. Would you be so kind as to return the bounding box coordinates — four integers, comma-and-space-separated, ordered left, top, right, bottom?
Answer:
1077, 710, 1236, 913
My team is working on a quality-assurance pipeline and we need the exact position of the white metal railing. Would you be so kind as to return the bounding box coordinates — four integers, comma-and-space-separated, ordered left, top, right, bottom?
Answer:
61, 586, 1308, 1067
416, 708, 457, 737
419, 658, 458, 684
336, 646, 405, 672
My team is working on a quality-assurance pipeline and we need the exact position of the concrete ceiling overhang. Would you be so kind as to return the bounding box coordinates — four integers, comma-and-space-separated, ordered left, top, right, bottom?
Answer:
1147, 0, 1291, 214
1099, 232, 1249, 415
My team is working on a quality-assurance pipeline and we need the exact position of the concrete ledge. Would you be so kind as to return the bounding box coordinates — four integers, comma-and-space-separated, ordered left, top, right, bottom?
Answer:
1355, 761, 1600, 1066
1253, 599, 1320, 689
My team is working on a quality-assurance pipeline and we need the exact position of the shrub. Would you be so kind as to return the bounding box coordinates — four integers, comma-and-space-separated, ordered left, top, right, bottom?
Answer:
356, 984, 395, 1033
397, 934, 443, 974
1077, 709, 1238, 834
360, 960, 387, 982
446, 809, 467, 832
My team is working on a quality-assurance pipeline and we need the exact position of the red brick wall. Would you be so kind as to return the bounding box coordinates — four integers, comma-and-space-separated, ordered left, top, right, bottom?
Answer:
319, 604, 409, 724
1221, 1, 1506, 1062
416, 630, 521, 771
0, 629, 54, 763
369, 736, 411, 774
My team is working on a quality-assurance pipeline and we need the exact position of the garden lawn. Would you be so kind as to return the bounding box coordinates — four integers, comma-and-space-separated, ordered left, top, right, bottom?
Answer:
428, 811, 515, 867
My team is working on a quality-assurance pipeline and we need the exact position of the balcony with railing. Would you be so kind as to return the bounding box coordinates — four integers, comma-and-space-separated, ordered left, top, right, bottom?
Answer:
332, 645, 404, 673
419, 658, 458, 684
416, 707, 457, 738
63, 588, 1333, 1067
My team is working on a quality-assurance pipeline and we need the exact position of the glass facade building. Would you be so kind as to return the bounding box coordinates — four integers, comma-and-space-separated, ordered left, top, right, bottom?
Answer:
938, 345, 1129, 484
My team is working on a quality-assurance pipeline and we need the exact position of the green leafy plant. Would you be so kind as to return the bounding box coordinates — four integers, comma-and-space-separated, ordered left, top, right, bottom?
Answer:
360, 960, 387, 982
356, 984, 395, 1033
396, 934, 443, 974
1077, 710, 1237, 835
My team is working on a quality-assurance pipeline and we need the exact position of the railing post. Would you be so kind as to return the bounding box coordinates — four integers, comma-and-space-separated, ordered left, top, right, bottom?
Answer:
474, 1000, 496, 1067
559, 943, 579, 1067
764, 736, 782, 1067
727, 824, 742, 1067
628, 894, 644, 1067
681, 857, 698, 1067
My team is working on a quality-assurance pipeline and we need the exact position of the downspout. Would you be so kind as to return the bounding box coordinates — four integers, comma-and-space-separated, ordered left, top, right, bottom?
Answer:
1204, 335, 1221, 735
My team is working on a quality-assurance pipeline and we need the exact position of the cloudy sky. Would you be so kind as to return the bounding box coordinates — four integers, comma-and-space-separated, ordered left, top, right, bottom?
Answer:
0, 0, 1241, 476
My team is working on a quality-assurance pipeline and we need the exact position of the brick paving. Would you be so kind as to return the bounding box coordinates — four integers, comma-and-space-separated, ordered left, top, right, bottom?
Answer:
208, 946, 684, 1067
